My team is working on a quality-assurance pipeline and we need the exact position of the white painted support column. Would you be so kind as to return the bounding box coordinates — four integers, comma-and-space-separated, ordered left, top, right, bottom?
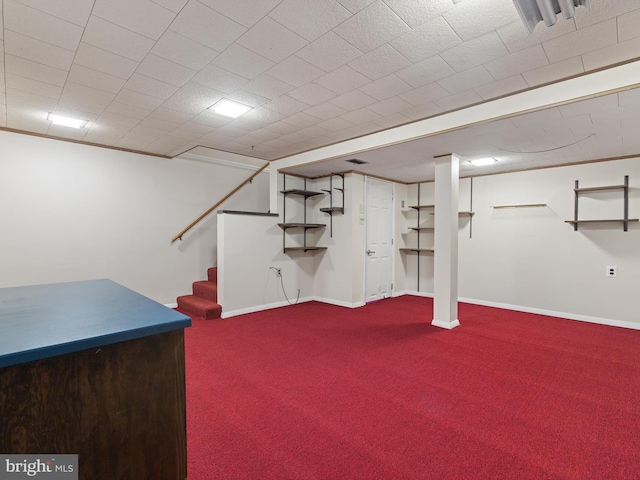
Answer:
432, 154, 460, 329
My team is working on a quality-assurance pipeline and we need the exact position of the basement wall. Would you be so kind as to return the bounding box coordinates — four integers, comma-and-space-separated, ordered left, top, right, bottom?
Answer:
398, 157, 640, 327
0, 130, 269, 305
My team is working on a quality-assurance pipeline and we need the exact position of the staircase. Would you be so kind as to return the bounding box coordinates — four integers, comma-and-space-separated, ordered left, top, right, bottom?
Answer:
177, 267, 222, 320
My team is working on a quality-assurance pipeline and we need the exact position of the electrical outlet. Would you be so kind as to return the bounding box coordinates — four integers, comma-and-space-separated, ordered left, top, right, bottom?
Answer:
606, 266, 617, 277
275, 268, 281, 277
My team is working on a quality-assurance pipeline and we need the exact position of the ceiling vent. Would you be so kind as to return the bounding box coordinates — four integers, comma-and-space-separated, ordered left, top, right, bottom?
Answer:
345, 158, 368, 165
512, 0, 590, 34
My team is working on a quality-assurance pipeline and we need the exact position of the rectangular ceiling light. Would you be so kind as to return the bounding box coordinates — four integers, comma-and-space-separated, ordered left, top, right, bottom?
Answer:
512, 0, 590, 33
469, 157, 496, 166
47, 113, 88, 129
209, 99, 252, 118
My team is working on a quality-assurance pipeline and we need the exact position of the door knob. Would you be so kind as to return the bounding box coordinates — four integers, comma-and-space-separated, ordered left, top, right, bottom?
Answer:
366, 249, 375, 255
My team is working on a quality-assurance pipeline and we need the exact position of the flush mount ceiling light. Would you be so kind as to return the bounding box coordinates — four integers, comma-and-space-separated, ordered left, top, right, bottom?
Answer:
47, 113, 88, 129
469, 157, 497, 166
512, 0, 590, 34
209, 99, 252, 118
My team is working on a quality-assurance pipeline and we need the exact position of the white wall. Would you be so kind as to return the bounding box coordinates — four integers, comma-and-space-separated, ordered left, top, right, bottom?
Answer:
401, 158, 640, 326
0, 130, 269, 304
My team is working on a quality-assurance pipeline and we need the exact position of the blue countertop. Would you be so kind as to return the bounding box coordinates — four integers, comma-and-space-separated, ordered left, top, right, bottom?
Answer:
0, 279, 191, 368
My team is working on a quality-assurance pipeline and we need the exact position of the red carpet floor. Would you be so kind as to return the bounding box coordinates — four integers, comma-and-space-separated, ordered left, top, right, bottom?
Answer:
184, 296, 640, 479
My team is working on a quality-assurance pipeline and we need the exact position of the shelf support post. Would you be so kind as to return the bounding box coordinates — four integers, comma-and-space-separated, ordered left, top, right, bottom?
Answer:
624, 175, 629, 232
432, 154, 460, 330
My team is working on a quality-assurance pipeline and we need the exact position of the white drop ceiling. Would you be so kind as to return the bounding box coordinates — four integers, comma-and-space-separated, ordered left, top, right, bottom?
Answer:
2, 0, 640, 182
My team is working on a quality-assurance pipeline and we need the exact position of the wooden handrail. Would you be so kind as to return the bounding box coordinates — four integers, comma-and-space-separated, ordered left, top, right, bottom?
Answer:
171, 162, 269, 244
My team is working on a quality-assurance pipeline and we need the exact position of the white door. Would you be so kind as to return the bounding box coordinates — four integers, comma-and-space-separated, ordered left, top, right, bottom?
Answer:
365, 178, 394, 302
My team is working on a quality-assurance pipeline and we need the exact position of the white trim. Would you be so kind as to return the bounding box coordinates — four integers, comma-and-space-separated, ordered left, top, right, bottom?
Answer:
179, 151, 270, 172
404, 290, 434, 298
313, 296, 365, 309
220, 296, 314, 318
457, 296, 640, 331
164, 302, 178, 309
431, 318, 460, 329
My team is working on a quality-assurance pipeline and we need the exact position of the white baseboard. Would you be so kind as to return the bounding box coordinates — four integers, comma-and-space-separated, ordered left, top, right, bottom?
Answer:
221, 296, 314, 318
313, 296, 365, 308
164, 302, 178, 309
457, 296, 640, 331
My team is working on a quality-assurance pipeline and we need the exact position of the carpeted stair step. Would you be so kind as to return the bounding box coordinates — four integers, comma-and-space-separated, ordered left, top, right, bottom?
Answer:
207, 267, 217, 284
192, 281, 218, 302
177, 295, 222, 320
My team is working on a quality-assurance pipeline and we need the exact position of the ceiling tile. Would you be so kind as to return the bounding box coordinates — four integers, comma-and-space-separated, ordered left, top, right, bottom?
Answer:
473, 74, 528, 100
522, 56, 584, 87
92, 0, 176, 41
618, 8, 640, 42
395, 55, 455, 88
582, 36, 640, 72
4, 0, 83, 50
192, 64, 249, 93
383, 0, 454, 28
497, 19, 576, 54
135, 54, 197, 86
281, 112, 321, 127
169, 0, 246, 50
189, 110, 233, 128
399, 82, 449, 106
6, 89, 57, 109
443, 0, 520, 41
264, 96, 311, 115
510, 107, 563, 128
317, 117, 354, 131
138, 116, 181, 132
67, 65, 127, 94
113, 89, 165, 110
236, 17, 308, 63
75, 42, 139, 79
124, 73, 179, 100
83, 15, 155, 62
149, 0, 188, 13
83, 131, 125, 145
333, 1, 410, 53
269, 0, 351, 42
242, 74, 296, 99
573, 0, 640, 29
340, 107, 382, 124
295, 32, 363, 72
211, 44, 274, 80
106, 102, 153, 120
314, 65, 370, 94
390, 16, 462, 63
6, 73, 62, 99
367, 96, 413, 116
330, 90, 377, 110
161, 81, 225, 115
226, 90, 272, 108
559, 93, 618, 118
198, 0, 283, 28
266, 56, 325, 87
484, 45, 549, 80
147, 107, 194, 124
151, 30, 218, 70
371, 112, 410, 129
46, 124, 90, 140
542, 19, 617, 64
437, 65, 495, 95
4, 30, 74, 70
440, 31, 510, 72
91, 112, 141, 132
358, 74, 412, 101
348, 44, 411, 81
13, 0, 93, 27
62, 82, 117, 106
335, 0, 375, 14
305, 103, 348, 120
5, 54, 67, 86
56, 96, 113, 116
288, 83, 338, 105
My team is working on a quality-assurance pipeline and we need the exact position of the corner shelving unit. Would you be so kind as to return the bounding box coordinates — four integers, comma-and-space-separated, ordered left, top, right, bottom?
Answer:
279, 174, 326, 253
319, 173, 345, 237
400, 184, 435, 291
565, 175, 638, 232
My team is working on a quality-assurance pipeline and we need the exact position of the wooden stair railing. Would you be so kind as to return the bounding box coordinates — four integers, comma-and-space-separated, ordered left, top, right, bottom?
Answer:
171, 162, 269, 244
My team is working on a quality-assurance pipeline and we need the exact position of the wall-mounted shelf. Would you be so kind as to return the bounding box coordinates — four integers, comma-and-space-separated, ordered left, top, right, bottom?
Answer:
408, 227, 434, 231
408, 204, 434, 210
320, 173, 345, 237
567, 175, 637, 231
281, 175, 326, 253
492, 203, 547, 209
399, 248, 434, 253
